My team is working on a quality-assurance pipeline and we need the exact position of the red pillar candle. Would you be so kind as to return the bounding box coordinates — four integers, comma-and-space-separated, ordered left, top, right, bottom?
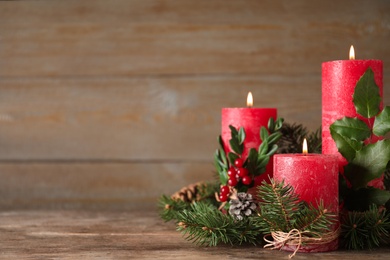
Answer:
273, 141, 339, 252
322, 46, 383, 177
222, 92, 277, 184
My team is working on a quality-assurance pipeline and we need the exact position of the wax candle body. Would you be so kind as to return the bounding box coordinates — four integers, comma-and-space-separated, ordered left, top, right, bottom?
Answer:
273, 154, 339, 252
322, 60, 383, 165
222, 108, 277, 184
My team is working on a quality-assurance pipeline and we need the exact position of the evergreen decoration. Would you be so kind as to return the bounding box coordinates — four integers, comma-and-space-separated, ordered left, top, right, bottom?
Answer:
229, 192, 257, 220
213, 117, 284, 208
329, 67, 390, 250
175, 202, 262, 246
159, 195, 193, 222
158, 178, 338, 252
340, 205, 390, 250
171, 181, 205, 203
330, 68, 390, 211
255, 179, 337, 235
255, 179, 338, 258
214, 118, 283, 189
277, 123, 322, 154
157, 73, 390, 253
159, 181, 219, 222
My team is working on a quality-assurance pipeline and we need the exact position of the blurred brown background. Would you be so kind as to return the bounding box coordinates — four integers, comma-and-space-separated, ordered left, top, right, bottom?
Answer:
0, 0, 389, 210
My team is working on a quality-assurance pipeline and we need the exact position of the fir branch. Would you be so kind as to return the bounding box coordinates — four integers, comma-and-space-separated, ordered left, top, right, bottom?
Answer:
340, 204, 390, 250
255, 179, 336, 235
158, 195, 192, 222
158, 181, 220, 222
256, 179, 304, 232
296, 201, 337, 233
195, 181, 220, 205
176, 202, 262, 246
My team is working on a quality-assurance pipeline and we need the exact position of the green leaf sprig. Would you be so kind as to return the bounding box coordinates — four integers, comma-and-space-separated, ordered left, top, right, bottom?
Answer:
214, 117, 284, 190
330, 68, 390, 210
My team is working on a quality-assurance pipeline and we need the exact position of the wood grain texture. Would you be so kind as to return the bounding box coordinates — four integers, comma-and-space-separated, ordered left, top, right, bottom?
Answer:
0, 76, 330, 160
0, 162, 214, 210
0, 0, 389, 77
1, 210, 390, 259
0, 0, 389, 209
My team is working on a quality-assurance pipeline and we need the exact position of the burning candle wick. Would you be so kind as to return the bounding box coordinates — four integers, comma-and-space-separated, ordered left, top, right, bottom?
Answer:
349, 45, 355, 60
302, 138, 308, 156
247, 92, 253, 108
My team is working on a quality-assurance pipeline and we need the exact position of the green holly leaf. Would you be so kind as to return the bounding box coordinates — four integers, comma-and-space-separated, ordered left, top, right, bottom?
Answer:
329, 131, 362, 162
329, 117, 370, 161
330, 117, 371, 141
266, 144, 278, 156
218, 135, 224, 148
260, 127, 269, 141
275, 118, 284, 130
246, 148, 257, 164
228, 152, 239, 166
268, 117, 275, 132
373, 106, 390, 136
245, 148, 258, 175
238, 127, 246, 145
353, 68, 381, 119
344, 187, 390, 211
345, 140, 390, 189
267, 132, 283, 145
229, 125, 238, 137
256, 155, 270, 173
228, 125, 243, 154
214, 149, 228, 184
258, 139, 268, 156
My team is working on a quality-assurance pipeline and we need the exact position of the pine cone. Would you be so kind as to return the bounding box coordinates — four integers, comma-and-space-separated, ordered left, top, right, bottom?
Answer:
171, 182, 203, 203
277, 123, 306, 153
277, 122, 322, 154
229, 192, 257, 220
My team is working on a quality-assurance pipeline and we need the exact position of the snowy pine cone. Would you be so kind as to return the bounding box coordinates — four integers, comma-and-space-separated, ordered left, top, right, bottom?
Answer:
229, 192, 257, 220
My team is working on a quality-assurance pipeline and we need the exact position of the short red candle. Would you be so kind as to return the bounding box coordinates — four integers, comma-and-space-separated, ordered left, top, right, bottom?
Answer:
221, 93, 277, 184
322, 47, 383, 183
273, 153, 339, 252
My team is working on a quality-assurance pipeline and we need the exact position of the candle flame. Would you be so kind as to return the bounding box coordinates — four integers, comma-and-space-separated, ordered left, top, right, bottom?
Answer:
247, 92, 253, 108
302, 138, 308, 155
349, 45, 355, 60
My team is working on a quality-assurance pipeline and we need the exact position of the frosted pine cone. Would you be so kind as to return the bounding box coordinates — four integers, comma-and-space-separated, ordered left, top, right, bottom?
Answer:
229, 192, 257, 220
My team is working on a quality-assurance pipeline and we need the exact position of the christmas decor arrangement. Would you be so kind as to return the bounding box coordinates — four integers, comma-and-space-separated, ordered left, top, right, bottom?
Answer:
158, 48, 390, 258
256, 179, 338, 257
329, 67, 390, 249
159, 177, 337, 253
214, 117, 284, 201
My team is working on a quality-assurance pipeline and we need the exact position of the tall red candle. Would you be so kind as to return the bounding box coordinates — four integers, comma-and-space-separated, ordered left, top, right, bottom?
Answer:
222, 92, 277, 184
273, 142, 339, 252
322, 46, 383, 179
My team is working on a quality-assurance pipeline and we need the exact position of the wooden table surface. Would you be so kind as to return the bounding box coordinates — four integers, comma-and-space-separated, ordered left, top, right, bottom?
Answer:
0, 210, 389, 259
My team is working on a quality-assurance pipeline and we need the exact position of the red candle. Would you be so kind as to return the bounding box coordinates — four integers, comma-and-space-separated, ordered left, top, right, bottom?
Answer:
222, 92, 277, 184
322, 46, 383, 187
273, 140, 339, 252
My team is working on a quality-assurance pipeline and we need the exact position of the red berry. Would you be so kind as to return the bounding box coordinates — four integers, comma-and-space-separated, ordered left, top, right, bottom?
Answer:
227, 167, 236, 177
228, 177, 238, 187
234, 158, 244, 168
242, 175, 252, 185
219, 193, 228, 202
220, 185, 229, 195
237, 167, 248, 177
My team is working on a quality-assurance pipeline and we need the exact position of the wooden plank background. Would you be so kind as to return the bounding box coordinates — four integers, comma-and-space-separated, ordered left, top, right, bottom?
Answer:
0, 0, 389, 209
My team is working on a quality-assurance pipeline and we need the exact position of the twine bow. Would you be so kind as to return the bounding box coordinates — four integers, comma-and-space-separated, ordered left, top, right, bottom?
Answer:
263, 227, 340, 258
